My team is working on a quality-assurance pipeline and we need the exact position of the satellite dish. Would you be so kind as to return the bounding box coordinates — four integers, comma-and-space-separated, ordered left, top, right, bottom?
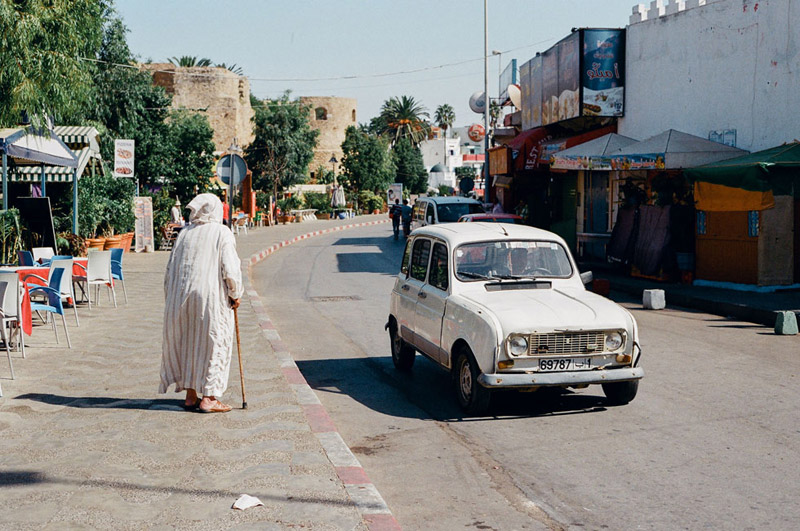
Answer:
469, 91, 486, 114
508, 84, 522, 108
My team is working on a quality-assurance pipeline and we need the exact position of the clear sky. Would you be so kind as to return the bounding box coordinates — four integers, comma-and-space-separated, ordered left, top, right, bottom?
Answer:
116, 0, 638, 128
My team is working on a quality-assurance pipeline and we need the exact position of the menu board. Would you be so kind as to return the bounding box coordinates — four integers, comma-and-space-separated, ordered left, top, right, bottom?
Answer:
582, 29, 625, 117
134, 196, 154, 252
114, 139, 135, 178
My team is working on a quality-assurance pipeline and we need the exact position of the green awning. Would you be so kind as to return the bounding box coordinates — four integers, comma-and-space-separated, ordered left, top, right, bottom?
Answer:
8, 147, 100, 183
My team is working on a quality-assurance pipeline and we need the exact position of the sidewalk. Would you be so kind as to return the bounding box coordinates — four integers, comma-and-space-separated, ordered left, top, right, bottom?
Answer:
583, 262, 800, 327
0, 215, 393, 530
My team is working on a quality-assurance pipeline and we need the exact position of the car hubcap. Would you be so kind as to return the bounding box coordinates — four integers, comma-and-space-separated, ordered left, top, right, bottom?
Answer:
460, 361, 472, 400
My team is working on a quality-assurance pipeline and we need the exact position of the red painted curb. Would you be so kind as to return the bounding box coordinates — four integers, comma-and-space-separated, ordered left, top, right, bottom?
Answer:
336, 466, 371, 485
281, 366, 306, 385
364, 514, 403, 531
303, 403, 338, 433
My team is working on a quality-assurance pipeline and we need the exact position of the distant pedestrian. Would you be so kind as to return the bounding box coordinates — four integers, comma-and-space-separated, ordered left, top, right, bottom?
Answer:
389, 199, 402, 239
401, 199, 413, 237
159, 193, 243, 413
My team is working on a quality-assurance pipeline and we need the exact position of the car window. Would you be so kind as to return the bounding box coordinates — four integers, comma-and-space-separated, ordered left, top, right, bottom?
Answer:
410, 238, 431, 281
428, 242, 449, 291
425, 203, 436, 224
437, 202, 485, 222
400, 239, 412, 275
454, 240, 573, 281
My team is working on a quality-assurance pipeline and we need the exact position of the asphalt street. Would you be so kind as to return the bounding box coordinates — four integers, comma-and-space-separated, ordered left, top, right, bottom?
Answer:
253, 221, 800, 531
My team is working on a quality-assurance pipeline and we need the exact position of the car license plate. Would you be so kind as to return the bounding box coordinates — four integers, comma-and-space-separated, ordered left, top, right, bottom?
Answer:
537, 357, 593, 372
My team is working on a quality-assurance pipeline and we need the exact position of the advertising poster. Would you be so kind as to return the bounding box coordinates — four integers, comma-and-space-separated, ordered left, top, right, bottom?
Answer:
529, 55, 543, 128
387, 183, 403, 206
541, 49, 559, 125
557, 33, 580, 121
609, 153, 665, 171
551, 155, 614, 171
134, 196, 154, 252
114, 139, 135, 178
519, 59, 532, 130
582, 29, 625, 117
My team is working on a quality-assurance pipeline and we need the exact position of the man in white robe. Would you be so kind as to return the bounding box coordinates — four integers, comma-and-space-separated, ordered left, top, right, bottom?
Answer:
159, 193, 243, 413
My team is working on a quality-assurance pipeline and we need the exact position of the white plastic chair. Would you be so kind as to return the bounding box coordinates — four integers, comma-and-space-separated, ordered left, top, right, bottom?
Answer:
32, 247, 55, 264
74, 251, 117, 310
23, 258, 80, 327
0, 271, 25, 360
0, 282, 15, 381
234, 215, 249, 235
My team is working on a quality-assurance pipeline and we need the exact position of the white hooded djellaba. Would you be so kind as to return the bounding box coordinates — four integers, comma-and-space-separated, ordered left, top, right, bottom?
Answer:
159, 194, 243, 397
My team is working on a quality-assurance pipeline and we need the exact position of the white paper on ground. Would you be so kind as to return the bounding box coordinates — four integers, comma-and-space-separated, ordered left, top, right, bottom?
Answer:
232, 494, 264, 510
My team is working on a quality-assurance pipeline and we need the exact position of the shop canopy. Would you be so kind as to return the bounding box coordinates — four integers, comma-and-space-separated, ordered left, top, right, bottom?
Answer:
610, 129, 746, 171
551, 133, 637, 170
505, 124, 616, 172
8, 146, 101, 183
685, 141, 800, 211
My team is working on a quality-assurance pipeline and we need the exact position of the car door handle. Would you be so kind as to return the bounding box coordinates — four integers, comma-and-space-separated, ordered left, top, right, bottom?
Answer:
401, 284, 410, 291
418, 291, 427, 299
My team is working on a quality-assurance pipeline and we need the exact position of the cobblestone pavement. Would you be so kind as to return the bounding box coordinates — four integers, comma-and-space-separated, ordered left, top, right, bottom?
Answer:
0, 216, 388, 531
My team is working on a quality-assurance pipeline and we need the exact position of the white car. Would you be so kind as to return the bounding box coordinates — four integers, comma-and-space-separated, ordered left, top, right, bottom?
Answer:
386, 223, 643, 414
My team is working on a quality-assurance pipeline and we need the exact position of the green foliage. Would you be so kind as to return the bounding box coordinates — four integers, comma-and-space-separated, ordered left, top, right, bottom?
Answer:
392, 138, 428, 194
163, 110, 216, 205
438, 185, 454, 196
302, 192, 331, 213
169, 56, 211, 67
0, 0, 106, 127
215, 63, 244, 75
358, 191, 385, 212
377, 96, 431, 146
455, 166, 477, 180
434, 104, 456, 138
255, 190, 270, 210
0, 209, 22, 265
277, 195, 302, 212
245, 91, 319, 195
314, 165, 336, 185
340, 126, 394, 195
77, 172, 135, 238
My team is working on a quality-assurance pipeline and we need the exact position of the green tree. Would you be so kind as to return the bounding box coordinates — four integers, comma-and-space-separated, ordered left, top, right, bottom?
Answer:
455, 166, 477, 180
169, 56, 212, 67
392, 137, 427, 194
434, 104, 455, 139
340, 126, 394, 194
244, 92, 319, 198
163, 111, 216, 205
378, 96, 431, 146
0, 0, 106, 126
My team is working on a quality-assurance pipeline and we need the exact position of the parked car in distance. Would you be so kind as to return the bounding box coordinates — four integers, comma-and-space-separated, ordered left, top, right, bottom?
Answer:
386, 223, 643, 414
458, 213, 524, 224
411, 196, 484, 230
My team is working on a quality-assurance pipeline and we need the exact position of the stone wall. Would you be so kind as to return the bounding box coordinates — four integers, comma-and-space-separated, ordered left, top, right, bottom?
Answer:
300, 97, 358, 178
143, 63, 255, 152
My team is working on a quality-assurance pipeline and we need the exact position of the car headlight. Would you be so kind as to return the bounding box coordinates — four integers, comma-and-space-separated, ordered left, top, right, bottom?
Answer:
605, 331, 623, 351
509, 336, 528, 356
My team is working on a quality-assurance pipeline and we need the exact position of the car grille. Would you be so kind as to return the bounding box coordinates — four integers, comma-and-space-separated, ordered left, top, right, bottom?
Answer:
528, 332, 606, 356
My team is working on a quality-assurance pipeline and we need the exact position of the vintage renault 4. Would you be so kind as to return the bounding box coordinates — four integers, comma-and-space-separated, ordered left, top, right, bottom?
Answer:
386, 223, 643, 414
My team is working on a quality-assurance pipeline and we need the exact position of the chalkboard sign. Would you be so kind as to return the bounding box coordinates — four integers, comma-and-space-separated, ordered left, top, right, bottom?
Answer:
17, 197, 58, 253
134, 196, 154, 252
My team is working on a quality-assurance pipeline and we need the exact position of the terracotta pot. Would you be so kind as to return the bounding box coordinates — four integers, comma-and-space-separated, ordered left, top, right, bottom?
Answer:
103, 235, 123, 249
316, 213, 330, 220
86, 237, 105, 250
121, 232, 134, 253
372, 209, 380, 215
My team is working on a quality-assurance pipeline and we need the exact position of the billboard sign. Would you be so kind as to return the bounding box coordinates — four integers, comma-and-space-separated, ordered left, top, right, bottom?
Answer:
387, 183, 403, 205
498, 59, 518, 101
114, 139, 135, 178
556, 32, 580, 122
582, 29, 625, 117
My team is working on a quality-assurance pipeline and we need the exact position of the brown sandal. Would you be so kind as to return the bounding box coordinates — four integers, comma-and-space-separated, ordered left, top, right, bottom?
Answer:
198, 401, 232, 413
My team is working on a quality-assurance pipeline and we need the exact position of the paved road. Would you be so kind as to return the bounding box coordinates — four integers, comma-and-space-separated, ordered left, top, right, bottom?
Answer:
253, 222, 800, 530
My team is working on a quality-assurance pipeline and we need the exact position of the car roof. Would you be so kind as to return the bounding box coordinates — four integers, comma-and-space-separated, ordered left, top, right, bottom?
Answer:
411, 222, 569, 247
415, 196, 482, 205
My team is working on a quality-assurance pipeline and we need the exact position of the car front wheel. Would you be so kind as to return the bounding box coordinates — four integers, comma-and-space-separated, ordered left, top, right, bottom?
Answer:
454, 349, 491, 414
389, 321, 415, 371
602, 380, 639, 405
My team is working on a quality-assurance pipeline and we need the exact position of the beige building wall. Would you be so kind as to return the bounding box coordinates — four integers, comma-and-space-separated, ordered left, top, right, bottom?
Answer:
143, 64, 255, 152
300, 97, 357, 179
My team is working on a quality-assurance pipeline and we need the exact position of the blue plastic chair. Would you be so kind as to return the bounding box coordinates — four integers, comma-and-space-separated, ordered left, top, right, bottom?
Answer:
39, 255, 72, 267
28, 267, 72, 349
110, 248, 127, 303
17, 251, 34, 266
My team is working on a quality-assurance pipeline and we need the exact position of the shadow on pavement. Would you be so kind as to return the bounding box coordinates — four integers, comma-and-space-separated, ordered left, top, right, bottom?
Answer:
296, 356, 609, 422
15, 393, 186, 410
335, 252, 397, 275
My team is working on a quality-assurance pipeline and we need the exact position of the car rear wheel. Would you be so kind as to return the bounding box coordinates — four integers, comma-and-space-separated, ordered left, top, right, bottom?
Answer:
389, 321, 415, 371
602, 380, 639, 405
454, 349, 491, 414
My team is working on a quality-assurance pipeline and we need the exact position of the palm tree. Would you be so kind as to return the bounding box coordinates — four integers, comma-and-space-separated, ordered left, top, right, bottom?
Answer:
216, 62, 244, 75
168, 56, 212, 67
378, 96, 431, 146
434, 103, 455, 168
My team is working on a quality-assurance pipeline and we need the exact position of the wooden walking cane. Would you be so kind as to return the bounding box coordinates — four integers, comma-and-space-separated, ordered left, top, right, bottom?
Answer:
233, 307, 247, 409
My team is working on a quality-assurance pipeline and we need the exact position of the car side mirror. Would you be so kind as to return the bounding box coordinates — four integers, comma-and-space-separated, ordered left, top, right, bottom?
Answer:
580, 271, 593, 285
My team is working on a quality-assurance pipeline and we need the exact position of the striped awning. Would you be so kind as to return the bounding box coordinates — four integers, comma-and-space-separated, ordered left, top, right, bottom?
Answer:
53, 125, 100, 152
7, 147, 103, 183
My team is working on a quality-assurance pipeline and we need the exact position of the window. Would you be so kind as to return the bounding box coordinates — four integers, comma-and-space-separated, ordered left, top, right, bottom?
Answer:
315, 107, 328, 120
696, 211, 707, 235
352, 109, 356, 122
425, 203, 436, 223
455, 240, 573, 281
748, 211, 759, 237
410, 239, 431, 281
400, 239, 412, 275
437, 202, 484, 222
428, 243, 449, 291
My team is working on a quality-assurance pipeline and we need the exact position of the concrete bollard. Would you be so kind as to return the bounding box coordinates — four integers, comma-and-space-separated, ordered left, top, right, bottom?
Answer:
774, 311, 798, 335
643, 289, 666, 310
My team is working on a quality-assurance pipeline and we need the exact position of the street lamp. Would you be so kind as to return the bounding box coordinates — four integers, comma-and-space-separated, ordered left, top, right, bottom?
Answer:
329, 155, 338, 186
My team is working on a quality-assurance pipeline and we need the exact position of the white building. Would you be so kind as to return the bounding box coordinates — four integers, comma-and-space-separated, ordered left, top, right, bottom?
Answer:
619, 0, 800, 152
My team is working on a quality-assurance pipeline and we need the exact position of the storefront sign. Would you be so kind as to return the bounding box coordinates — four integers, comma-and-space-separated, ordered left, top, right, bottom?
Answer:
113, 139, 135, 178
582, 29, 625, 117
610, 153, 665, 170
551, 155, 614, 171
488, 147, 511, 175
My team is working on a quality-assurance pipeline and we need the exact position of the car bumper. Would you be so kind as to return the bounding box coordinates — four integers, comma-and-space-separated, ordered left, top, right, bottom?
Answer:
478, 367, 644, 388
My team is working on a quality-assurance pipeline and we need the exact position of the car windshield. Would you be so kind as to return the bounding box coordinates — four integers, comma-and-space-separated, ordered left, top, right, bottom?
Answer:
437, 202, 484, 222
454, 240, 573, 281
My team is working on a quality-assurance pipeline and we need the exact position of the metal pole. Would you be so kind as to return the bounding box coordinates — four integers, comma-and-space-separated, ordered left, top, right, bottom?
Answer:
41, 164, 46, 197
2, 151, 7, 210
483, 0, 490, 195
72, 168, 78, 234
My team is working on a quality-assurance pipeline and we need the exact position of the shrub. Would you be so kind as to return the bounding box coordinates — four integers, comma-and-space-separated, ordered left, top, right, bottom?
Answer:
303, 192, 331, 213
